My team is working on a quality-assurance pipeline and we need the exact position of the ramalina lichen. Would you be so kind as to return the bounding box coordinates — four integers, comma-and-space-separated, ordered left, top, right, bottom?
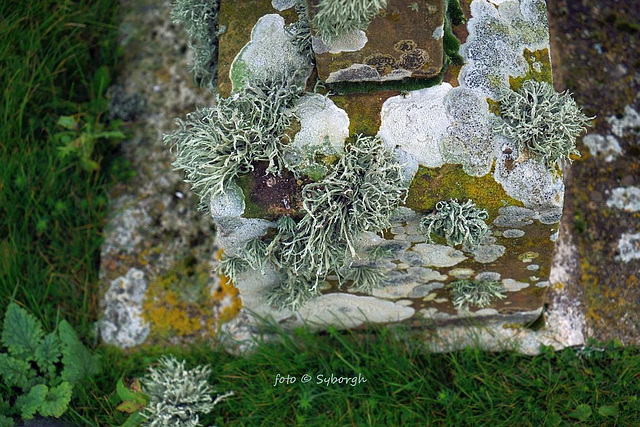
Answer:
312, 0, 387, 44
450, 279, 506, 309
420, 199, 490, 249
231, 135, 406, 310
171, 0, 221, 90
496, 80, 592, 173
165, 77, 302, 212
140, 356, 232, 427
285, 0, 314, 62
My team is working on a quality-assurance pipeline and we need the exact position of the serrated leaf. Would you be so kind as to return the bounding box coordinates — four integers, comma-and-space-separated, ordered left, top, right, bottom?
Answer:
58, 320, 101, 385
0, 353, 34, 389
34, 332, 62, 376
0, 414, 15, 427
568, 403, 592, 421
1, 303, 44, 360
598, 405, 619, 417
15, 384, 47, 420
38, 381, 72, 418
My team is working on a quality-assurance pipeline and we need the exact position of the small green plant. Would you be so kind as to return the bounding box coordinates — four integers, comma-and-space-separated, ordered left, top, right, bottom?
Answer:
312, 0, 387, 44
420, 199, 490, 249
53, 112, 125, 172
0, 303, 101, 424
450, 279, 506, 309
165, 77, 302, 212
114, 377, 149, 427
496, 80, 593, 173
171, 0, 221, 89
139, 356, 233, 427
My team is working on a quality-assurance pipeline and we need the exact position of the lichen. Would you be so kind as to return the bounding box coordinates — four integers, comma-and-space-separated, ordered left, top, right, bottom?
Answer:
311, 0, 387, 44
450, 278, 506, 309
496, 80, 593, 173
171, 0, 221, 90
420, 199, 491, 249
165, 77, 302, 213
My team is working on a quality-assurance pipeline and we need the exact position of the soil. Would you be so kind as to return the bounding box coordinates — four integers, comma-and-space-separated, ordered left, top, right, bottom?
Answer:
547, 0, 639, 344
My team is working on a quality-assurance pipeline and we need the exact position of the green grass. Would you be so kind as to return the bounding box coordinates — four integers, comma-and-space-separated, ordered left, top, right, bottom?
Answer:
0, 0, 122, 335
68, 324, 638, 426
1, 1, 638, 426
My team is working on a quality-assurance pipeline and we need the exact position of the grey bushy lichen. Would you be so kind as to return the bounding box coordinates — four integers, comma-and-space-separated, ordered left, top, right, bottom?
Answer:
140, 356, 232, 427
285, 0, 314, 62
496, 80, 592, 173
345, 264, 386, 293
420, 199, 490, 249
235, 136, 406, 310
312, 0, 387, 44
171, 0, 221, 90
165, 77, 302, 212
450, 279, 506, 309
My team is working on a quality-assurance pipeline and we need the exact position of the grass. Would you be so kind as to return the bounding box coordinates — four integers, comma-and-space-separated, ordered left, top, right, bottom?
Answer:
0, 1, 638, 426
69, 324, 639, 426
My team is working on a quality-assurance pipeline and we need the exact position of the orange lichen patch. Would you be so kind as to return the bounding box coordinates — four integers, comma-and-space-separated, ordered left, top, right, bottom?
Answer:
212, 274, 243, 323
141, 256, 221, 340
211, 249, 243, 324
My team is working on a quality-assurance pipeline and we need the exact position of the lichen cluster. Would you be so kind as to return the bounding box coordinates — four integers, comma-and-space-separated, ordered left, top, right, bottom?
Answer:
450, 279, 506, 309
171, 0, 221, 89
312, 0, 387, 44
420, 199, 490, 249
221, 135, 406, 311
496, 80, 592, 173
165, 77, 302, 212
285, 0, 314, 61
140, 356, 232, 427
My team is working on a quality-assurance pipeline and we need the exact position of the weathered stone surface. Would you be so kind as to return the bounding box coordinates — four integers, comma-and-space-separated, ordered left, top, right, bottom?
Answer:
99, 0, 239, 347
307, 0, 445, 82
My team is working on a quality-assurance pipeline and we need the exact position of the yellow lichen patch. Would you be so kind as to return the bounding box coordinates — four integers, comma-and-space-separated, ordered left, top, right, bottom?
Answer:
211, 249, 242, 324
405, 164, 523, 218
509, 48, 553, 91
212, 274, 243, 324
142, 257, 218, 340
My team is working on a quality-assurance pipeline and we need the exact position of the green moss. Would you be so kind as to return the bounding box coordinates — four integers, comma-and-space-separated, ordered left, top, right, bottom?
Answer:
331, 92, 390, 136
405, 164, 523, 219
443, 0, 464, 66
235, 173, 268, 219
509, 48, 553, 91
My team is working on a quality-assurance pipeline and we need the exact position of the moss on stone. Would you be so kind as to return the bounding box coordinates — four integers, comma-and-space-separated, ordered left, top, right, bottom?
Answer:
509, 48, 553, 91
405, 164, 523, 219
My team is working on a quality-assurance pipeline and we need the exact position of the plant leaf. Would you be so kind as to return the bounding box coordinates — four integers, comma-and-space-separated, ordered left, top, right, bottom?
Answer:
57, 116, 77, 130
38, 381, 72, 418
116, 401, 143, 414
58, 320, 101, 385
1, 303, 44, 360
568, 403, 592, 421
34, 332, 62, 377
121, 410, 146, 427
0, 414, 15, 427
598, 405, 619, 417
116, 377, 148, 405
15, 384, 47, 420
0, 353, 34, 389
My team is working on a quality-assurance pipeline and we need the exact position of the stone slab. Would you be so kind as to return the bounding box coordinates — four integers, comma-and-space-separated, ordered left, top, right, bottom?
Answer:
307, 0, 445, 83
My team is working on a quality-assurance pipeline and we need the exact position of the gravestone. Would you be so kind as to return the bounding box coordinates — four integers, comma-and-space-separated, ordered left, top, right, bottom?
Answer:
99, 0, 594, 354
